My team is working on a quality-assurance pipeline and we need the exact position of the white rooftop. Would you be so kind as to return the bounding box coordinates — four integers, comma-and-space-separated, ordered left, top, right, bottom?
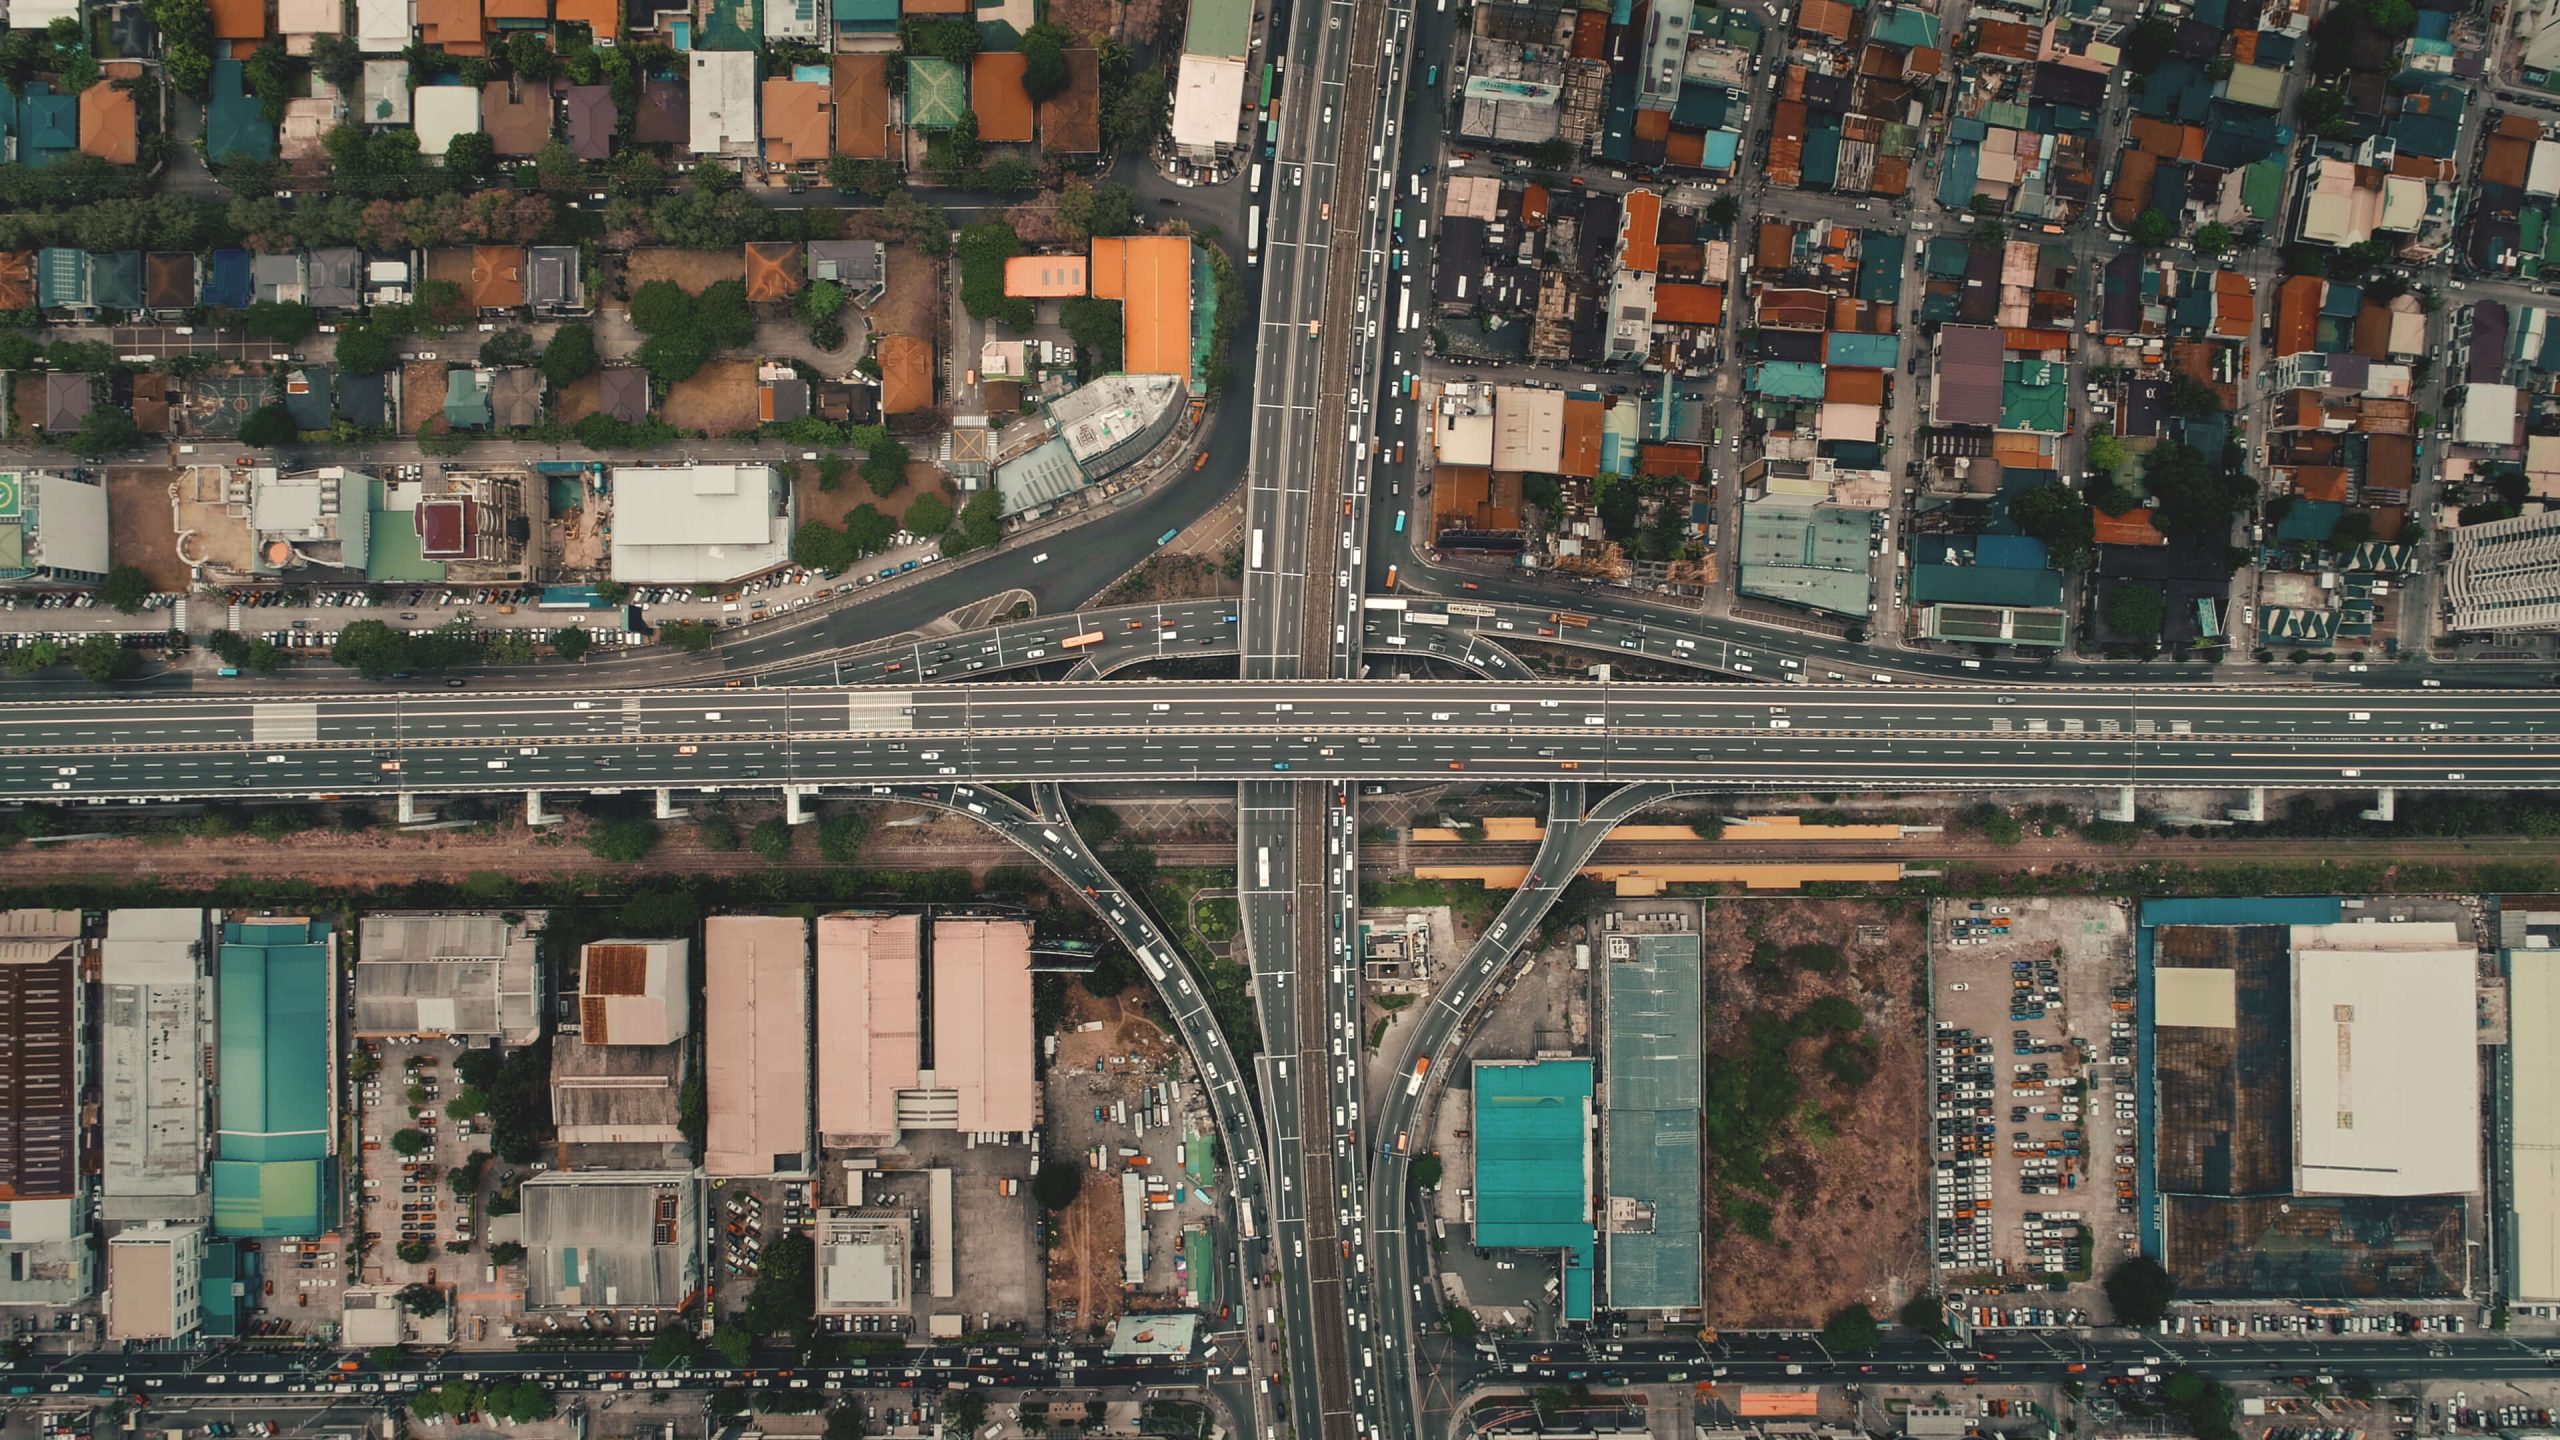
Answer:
2290, 920, 2482, 1198
608, 463, 791, 584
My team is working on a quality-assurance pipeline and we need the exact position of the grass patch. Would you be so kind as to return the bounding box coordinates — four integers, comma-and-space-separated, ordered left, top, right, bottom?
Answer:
1365, 876, 1501, 928
1376, 993, 1414, 1013
1367, 1016, 1390, 1052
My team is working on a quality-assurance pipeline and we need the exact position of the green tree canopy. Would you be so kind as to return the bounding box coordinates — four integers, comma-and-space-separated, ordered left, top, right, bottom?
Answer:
2104, 1255, 2177, 1326
903, 492, 951, 537
98, 565, 151, 614
2104, 582, 2167, 640
1820, 1304, 1881, 1355
239, 404, 298, 448
2131, 208, 2171, 247
2008, 483, 2095, 570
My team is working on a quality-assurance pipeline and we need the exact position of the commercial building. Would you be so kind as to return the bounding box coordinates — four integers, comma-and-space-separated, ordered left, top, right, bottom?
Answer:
924, 918, 1037, 1136
1053, 373, 1186, 480
1089, 235, 1197, 386
815, 1207, 912, 1314
817, 913, 922, 1149
211, 918, 337, 1238
704, 916, 813, 1178
2504, 904, 2560, 1314
0, 471, 108, 587
607, 463, 792, 584
352, 911, 545, 1045
518, 1170, 702, 1313
100, 910, 209, 1222
103, 1223, 206, 1341
554, 938, 691, 1150
1602, 935, 1702, 1313
1471, 1058, 1596, 1321
2289, 921, 2480, 1197
0, 910, 91, 1309
1169, 0, 1249, 160
2445, 507, 2560, 633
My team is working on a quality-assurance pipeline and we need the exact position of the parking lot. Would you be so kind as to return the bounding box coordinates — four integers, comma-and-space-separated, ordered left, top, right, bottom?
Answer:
1928, 898, 2134, 1321
354, 1039, 487, 1301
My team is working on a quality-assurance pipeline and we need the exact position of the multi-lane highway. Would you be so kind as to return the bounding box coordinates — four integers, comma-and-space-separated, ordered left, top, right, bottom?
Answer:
5, 680, 2553, 799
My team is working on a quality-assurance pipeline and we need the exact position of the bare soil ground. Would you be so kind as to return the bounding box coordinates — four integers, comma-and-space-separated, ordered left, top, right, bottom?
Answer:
168, 463, 255, 575
401, 361, 447, 431
551, 373, 602, 427
1098, 552, 1239, 606
1044, 981, 1179, 1336
1701, 897, 1929, 1328
867, 244, 941, 346
624, 248, 746, 293
104, 467, 193, 591
659, 358, 759, 435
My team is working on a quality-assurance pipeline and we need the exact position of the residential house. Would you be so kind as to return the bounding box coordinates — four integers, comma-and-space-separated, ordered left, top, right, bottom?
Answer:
201, 248, 252, 309
144, 253, 197, 315
555, 0, 616, 39
744, 241, 801, 303
443, 369, 493, 431
973, 52, 1033, 144
482, 81, 551, 156
559, 83, 614, 160
759, 362, 810, 422
596, 368, 649, 423
807, 239, 884, 305
831, 55, 894, 160
690, 50, 757, 159
525, 245, 582, 313
414, 84, 482, 158
490, 368, 542, 429
89, 252, 140, 312
309, 248, 362, 310
19, 84, 75, 168
77, 76, 137, 166
254, 253, 308, 305
761, 77, 830, 168
469, 245, 524, 312
765, 0, 820, 40
357, 0, 413, 51
282, 367, 334, 431
633, 77, 687, 144
418, 0, 485, 52
361, 60, 412, 125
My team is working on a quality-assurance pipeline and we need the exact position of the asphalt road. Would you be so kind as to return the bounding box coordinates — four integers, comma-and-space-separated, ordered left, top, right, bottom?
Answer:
5, 680, 2552, 801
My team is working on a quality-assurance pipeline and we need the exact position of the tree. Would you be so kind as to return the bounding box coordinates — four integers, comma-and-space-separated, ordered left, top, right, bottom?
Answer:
1529, 138, 1576, 171
2131, 208, 2172, 247
2087, 426, 2127, 473
331, 619, 415, 681
1059, 296, 1124, 371
397, 1239, 434, 1264
903, 492, 951, 537
2105, 582, 2166, 641
2009, 483, 2095, 570
1056, 181, 1141, 242
242, 300, 316, 345
1408, 1153, 1443, 1188
947, 489, 1002, 555
309, 32, 363, 91
2194, 221, 2236, 258
815, 810, 866, 862
844, 504, 894, 555
550, 627, 590, 661
336, 325, 399, 376
1022, 25, 1069, 102
659, 620, 716, 652
98, 565, 151, 615
391, 1128, 430, 1156
1706, 195, 1741, 229
646, 1328, 696, 1371
239, 404, 299, 448
822, 1406, 868, 1440
1030, 1157, 1083, 1210
487, 1240, 525, 1266
478, 328, 539, 368
1897, 1291, 1953, 1341
791, 521, 858, 574
1821, 1304, 1881, 1355
540, 321, 598, 386
584, 816, 660, 862
71, 633, 134, 683
748, 819, 795, 862
696, 280, 757, 349
861, 437, 910, 496
942, 1393, 986, 1435
443, 130, 498, 182
2104, 1255, 2177, 1327
68, 406, 141, 458
2142, 440, 2254, 542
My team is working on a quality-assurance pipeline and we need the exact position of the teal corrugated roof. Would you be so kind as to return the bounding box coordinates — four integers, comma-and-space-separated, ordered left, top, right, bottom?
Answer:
19, 87, 74, 166
1826, 331, 1899, 367
212, 919, 334, 1238
208, 60, 276, 164
1750, 360, 1826, 399
1909, 562, 2063, 607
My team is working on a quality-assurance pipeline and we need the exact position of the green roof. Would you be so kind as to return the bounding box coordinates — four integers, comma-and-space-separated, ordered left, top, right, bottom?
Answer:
1604, 936, 1702, 1311
2240, 159, 2285, 221
2001, 357, 2068, 433
834, 0, 896, 26
213, 919, 335, 1237
444, 370, 492, 430
1909, 562, 2063, 608
208, 60, 276, 164
367, 479, 447, 582
905, 57, 966, 129
1180, 0, 1250, 59
19, 87, 74, 166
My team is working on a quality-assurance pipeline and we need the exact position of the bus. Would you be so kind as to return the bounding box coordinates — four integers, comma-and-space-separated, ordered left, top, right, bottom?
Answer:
1394, 511, 1407, 533
1384, 564, 1399, 589
1407, 1056, 1431, 1094
1249, 162, 1263, 192
1256, 846, 1272, 888
1246, 206, 1262, 263
1249, 527, 1266, 570
1362, 596, 1407, 611
1550, 611, 1591, 629
1448, 601, 1496, 617
1238, 1195, 1258, 1241
1060, 631, 1106, 650
1157, 529, 1180, 546
1260, 62, 1276, 109
1406, 611, 1449, 627
1395, 289, 1410, 335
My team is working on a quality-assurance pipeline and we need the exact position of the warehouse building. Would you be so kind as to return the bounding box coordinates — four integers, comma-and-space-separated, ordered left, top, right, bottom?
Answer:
0, 910, 92, 1308
100, 910, 210, 1221
815, 1207, 912, 1315
816, 913, 923, 1150
606, 463, 793, 584
704, 916, 813, 1178
1602, 934, 1702, 1313
210, 917, 337, 1238
1472, 1058, 1596, 1321
2503, 904, 2560, 1315
104, 1222, 206, 1341
554, 938, 692, 1151
2145, 898, 2474, 1298
921, 918, 1037, 1137
518, 1170, 702, 1314
353, 911, 546, 1045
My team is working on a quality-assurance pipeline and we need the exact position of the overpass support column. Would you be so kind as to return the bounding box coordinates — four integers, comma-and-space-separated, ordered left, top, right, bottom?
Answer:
2226, 788, 2266, 824
2360, 788, 2397, 823
655, 788, 688, 821
2102, 786, 2136, 824
785, 785, 814, 825
526, 790, 557, 827
396, 792, 433, 825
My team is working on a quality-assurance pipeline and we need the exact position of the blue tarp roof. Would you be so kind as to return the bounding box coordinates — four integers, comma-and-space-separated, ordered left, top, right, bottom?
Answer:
203, 249, 253, 308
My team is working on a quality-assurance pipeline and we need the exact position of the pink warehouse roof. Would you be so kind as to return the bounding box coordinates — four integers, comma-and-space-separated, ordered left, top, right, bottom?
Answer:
816, 914, 922, 1145
930, 918, 1036, 1134
703, 916, 812, 1177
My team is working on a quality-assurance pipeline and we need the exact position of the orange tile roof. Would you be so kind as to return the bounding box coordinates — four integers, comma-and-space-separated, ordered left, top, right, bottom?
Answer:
2274, 274, 2322, 356
1652, 281, 1723, 326
2288, 465, 2351, 503
418, 0, 483, 51
78, 79, 137, 164
1620, 189, 1661, 273
2231, 28, 2258, 63
1568, 10, 1605, 59
1795, 0, 1851, 38
1037, 48, 1099, 154
760, 78, 831, 165
833, 54, 894, 159
470, 245, 523, 309
1004, 254, 1087, 297
1768, 99, 1805, 187
484, 0, 544, 19
2109, 150, 2157, 231
554, 0, 615, 36
2210, 272, 2253, 339
2003, 327, 2070, 353
2093, 507, 2165, 547
2481, 130, 2533, 189
211, 0, 266, 39
744, 240, 802, 302
1088, 235, 1193, 384
1558, 397, 1603, 479
971, 51, 1034, 143
1972, 17, 2036, 57
1755, 220, 1794, 272
1637, 442, 1704, 482
1519, 184, 1550, 228
1664, 129, 1706, 169
878, 334, 932, 414
0, 254, 33, 312
903, 0, 965, 16
1825, 367, 1886, 405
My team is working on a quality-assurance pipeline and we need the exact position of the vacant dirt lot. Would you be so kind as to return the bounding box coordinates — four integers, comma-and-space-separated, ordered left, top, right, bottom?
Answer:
1044, 980, 1179, 1336
868, 244, 941, 350
626, 248, 745, 294
660, 358, 759, 434
105, 467, 192, 591
551, 373, 602, 427
1702, 897, 1929, 1328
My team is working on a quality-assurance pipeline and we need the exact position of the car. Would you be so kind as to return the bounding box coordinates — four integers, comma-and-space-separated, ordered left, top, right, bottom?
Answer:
1950, 982, 1970, 992
1032, 552, 1050, 564
1273, 761, 1291, 771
